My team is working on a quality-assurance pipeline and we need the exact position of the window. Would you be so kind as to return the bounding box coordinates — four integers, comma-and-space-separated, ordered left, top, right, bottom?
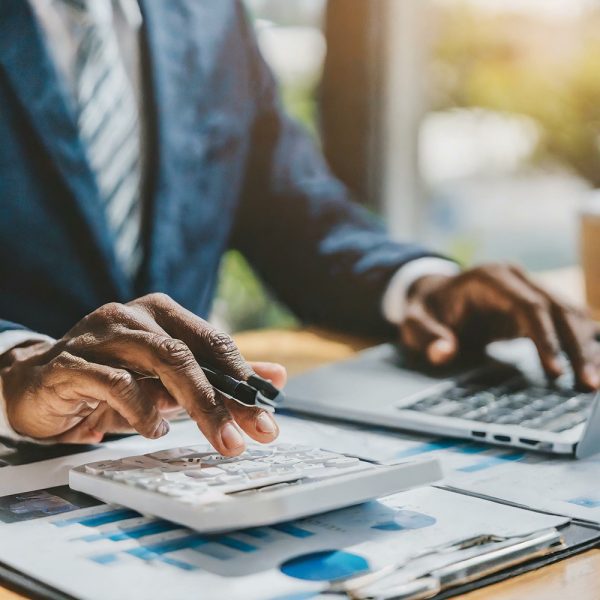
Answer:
408, 0, 600, 269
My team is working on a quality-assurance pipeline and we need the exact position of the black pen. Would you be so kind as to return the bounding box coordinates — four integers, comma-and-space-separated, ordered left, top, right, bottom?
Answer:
131, 364, 283, 410
198, 364, 283, 411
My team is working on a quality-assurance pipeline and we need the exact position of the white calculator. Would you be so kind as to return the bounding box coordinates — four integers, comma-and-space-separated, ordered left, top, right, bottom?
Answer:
70, 444, 442, 533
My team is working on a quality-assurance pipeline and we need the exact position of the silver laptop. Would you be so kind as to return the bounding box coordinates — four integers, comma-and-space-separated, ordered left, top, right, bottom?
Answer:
282, 339, 600, 458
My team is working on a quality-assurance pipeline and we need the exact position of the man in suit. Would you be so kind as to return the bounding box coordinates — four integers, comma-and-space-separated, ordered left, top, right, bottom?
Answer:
0, 0, 598, 455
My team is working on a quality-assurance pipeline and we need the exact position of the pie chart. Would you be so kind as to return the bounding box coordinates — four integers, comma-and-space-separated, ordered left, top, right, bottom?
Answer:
280, 549, 369, 581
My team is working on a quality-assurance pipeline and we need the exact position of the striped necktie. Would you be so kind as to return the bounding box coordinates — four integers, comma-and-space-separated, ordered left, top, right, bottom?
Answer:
62, 0, 143, 276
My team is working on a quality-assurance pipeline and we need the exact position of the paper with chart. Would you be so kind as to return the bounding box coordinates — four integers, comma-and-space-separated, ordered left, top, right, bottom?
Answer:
0, 484, 566, 600
276, 414, 600, 524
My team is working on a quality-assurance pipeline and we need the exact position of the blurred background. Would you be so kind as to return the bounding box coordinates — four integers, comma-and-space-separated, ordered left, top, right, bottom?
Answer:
213, 0, 600, 332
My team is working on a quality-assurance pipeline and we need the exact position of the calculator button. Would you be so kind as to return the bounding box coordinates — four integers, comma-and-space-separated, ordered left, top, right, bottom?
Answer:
235, 460, 270, 473
121, 456, 164, 469
156, 484, 190, 496
84, 461, 119, 475
273, 444, 312, 454
185, 467, 225, 478
146, 448, 197, 461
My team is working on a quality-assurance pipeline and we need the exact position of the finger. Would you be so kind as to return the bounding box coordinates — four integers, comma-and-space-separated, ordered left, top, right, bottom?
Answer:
224, 398, 279, 444
71, 333, 242, 455
508, 268, 600, 388
54, 416, 107, 444
136, 378, 178, 412
249, 362, 287, 389
477, 270, 563, 378
517, 302, 563, 379
134, 294, 253, 381
55, 425, 105, 444
401, 304, 458, 365
550, 307, 600, 389
44, 353, 168, 439
56, 406, 132, 443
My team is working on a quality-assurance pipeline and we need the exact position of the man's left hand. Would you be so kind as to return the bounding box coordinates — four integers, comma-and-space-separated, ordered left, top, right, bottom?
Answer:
399, 263, 600, 390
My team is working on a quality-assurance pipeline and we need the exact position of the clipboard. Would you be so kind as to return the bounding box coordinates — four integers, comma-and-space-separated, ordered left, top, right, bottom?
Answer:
0, 512, 599, 600
435, 519, 600, 599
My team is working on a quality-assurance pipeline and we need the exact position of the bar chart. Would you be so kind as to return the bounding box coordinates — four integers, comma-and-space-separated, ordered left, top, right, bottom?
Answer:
50, 499, 438, 577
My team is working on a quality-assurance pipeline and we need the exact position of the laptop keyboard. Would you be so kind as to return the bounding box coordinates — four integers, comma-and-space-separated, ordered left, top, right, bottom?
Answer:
407, 374, 595, 433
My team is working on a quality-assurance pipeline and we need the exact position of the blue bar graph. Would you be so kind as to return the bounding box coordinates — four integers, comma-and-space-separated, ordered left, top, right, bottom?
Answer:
271, 523, 314, 538
159, 556, 197, 571
243, 527, 271, 540
214, 536, 257, 552
79, 520, 180, 542
54, 508, 140, 528
394, 439, 462, 459
91, 534, 207, 567
454, 444, 490, 455
458, 452, 525, 473
125, 534, 209, 560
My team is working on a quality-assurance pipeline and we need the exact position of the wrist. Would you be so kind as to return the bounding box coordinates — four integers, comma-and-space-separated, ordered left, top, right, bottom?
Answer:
0, 339, 54, 370
0, 340, 54, 436
407, 273, 454, 301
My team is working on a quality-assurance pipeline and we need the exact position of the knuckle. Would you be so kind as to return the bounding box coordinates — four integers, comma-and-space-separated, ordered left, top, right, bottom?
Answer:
92, 302, 126, 324
204, 330, 239, 359
51, 351, 78, 370
191, 399, 230, 424
508, 262, 526, 277
470, 262, 502, 279
143, 292, 173, 308
525, 297, 548, 315
106, 369, 136, 397
157, 337, 195, 369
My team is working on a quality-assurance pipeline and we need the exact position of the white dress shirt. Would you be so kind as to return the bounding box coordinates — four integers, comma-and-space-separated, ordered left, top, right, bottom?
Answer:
0, 0, 460, 441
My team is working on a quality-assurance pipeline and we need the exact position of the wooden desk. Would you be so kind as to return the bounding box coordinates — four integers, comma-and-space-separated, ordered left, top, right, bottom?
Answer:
1, 267, 597, 600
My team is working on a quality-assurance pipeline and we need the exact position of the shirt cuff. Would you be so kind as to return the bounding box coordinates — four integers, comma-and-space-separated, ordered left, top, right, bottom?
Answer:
381, 258, 461, 325
0, 331, 55, 443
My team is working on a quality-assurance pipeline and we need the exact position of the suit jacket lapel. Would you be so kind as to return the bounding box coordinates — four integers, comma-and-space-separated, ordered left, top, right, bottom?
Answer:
0, 0, 132, 300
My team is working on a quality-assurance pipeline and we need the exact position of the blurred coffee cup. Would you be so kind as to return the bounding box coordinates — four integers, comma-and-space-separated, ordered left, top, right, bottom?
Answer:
580, 193, 600, 320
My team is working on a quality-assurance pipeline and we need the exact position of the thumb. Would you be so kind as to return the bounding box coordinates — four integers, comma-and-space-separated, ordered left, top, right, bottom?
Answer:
401, 306, 459, 366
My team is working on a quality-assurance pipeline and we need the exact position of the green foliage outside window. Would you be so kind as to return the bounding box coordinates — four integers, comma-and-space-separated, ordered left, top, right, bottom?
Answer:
430, 3, 600, 186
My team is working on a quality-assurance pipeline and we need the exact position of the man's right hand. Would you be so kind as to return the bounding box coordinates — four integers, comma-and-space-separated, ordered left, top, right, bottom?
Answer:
0, 294, 283, 455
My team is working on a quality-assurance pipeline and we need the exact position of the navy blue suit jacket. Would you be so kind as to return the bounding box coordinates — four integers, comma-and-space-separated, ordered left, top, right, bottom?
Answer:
0, 0, 436, 340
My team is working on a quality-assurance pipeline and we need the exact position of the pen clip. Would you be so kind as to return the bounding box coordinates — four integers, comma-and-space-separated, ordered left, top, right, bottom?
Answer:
228, 380, 279, 412
247, 374, 284, 405
334, 532, 512, 595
